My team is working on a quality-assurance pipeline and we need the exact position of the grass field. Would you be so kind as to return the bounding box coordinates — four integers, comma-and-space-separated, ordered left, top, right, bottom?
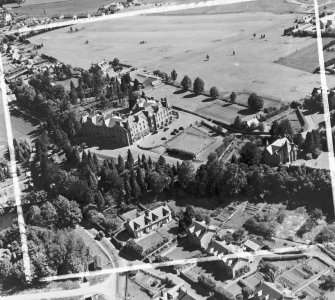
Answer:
5, 0, 110, 17
30, 12, 321, 103
6, 0, 305, 17
276, 38, 335, 73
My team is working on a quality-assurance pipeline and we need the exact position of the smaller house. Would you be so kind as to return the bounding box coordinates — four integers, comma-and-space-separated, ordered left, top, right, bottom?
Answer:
246, 117, 259, 128
187, 221, 216, 250
125, 205, 172, 239
243, 238, 268, 252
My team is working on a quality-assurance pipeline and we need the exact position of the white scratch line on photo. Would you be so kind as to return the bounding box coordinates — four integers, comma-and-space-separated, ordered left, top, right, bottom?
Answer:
314, 0, 335, 216
7, 0, 254, 35
0, 52, 32, 282
39, 243, 317, 282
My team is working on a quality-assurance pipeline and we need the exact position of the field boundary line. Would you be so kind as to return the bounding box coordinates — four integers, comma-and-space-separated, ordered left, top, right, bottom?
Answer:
313, 0, 335, 217
0, 52, 32, 281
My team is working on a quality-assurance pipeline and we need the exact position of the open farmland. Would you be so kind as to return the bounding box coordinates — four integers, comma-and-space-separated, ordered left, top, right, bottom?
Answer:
276, 38, 335, 73
30, 12, 321, 102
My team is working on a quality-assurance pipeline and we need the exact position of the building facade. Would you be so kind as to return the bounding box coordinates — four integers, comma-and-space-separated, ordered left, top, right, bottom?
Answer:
125, 205, 172, 239
263, 138, 298, 167
81, 97, 172, 146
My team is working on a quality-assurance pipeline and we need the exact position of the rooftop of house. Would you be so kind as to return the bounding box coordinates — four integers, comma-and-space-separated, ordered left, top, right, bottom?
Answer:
254, 281, 292, 300
207, 239, 242, 256
244, 238, 267, 252
126, 205, 171, 231
266, 138, 296, 155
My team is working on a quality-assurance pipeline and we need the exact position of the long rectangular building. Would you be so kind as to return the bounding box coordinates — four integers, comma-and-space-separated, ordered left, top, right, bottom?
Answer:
81, 97, 172, 147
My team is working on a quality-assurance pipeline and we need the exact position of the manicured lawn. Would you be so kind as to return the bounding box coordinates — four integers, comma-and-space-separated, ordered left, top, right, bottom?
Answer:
165, 242, 202, 260
137, 231, 165, 252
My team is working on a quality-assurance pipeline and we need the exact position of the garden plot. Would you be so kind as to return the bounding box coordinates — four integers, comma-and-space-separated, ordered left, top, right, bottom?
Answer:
137, 221, 177, 252
275, 209, 308, 239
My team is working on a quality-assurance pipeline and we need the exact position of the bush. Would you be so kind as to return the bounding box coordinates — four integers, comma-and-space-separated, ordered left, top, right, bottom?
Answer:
122, 239, 143, 259
297, 218, 316, 237
315, 225, 335, 243
198, 275, 216, 293
277, 212, 285, 224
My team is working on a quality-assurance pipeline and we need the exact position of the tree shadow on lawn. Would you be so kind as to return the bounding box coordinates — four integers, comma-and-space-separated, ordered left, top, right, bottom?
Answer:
202, 98, 214, 103
183, 93, 199, 99
9, 105, 40, 127
238, 108, 256, 115
167, 226, 180, 236
173, 89, 186, 95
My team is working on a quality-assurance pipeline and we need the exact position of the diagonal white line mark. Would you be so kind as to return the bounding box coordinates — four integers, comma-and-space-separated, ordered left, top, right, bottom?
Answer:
0, 53, 32, 281
7, 0, 255, 35
313, 0, 335, 217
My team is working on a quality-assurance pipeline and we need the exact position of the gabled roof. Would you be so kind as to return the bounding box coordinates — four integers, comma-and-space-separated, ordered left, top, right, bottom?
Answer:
127, 205, 171, 231
266, 138, 292, 155
188, 221, 216, 249
207, 240, 241, 256
255, 281, 283, 300
244, 238, 266, 251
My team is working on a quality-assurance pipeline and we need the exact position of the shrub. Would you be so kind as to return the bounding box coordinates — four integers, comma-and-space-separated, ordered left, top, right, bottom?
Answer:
198, 275, 216, 292
277, 212, 285, 224
310, 208, 323, 220
122, 239, 143, 259
297, 218, 316, 237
